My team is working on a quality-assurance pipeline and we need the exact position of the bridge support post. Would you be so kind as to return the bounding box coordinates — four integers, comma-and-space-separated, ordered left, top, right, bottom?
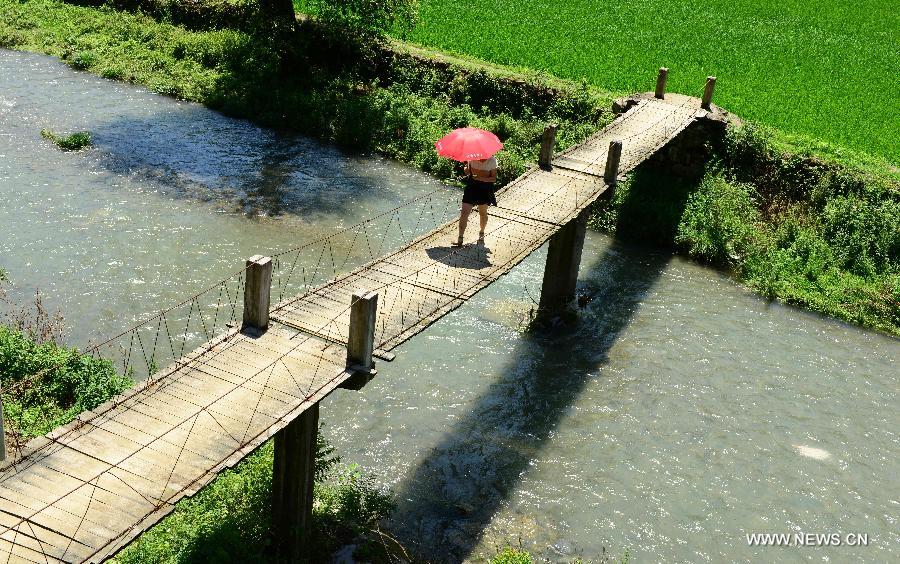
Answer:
537, 207, 589, 318
538, 124, 558, 169
701, 76, 717, 110
242, 255, 272, 332
604, 140, 623, 186
341, 290, 379, 391
655, 67, 669, 99
272, 402, 319, 561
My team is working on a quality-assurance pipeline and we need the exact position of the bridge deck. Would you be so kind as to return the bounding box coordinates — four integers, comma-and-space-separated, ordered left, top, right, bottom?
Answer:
271, 97, 705, 352
0, 97, 705, 562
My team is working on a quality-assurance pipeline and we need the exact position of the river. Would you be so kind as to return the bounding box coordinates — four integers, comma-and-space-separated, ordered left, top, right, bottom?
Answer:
1, 49, 897, 562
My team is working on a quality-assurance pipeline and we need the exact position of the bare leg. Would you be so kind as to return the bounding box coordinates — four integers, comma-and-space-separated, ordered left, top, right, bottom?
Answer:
478, 204, 488, 236
454, 203, 473, 245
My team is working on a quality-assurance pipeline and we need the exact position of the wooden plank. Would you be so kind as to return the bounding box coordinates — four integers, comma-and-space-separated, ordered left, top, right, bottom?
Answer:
15, 466, 145, 523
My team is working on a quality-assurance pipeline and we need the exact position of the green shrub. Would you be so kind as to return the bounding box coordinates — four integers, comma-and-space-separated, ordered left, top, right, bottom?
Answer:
100, 64, 125, 79
40, 129, 93, 151
492, 546, 533, 564
69, 49, 98, 70
821, 196, 899, 276
675, 175, 761, 266
0, 28, 24, 48
0, 326, 132, 440
302, 0, 418, 40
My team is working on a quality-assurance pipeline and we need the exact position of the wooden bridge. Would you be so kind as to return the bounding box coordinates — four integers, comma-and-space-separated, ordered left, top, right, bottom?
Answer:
0, 79, 722, 562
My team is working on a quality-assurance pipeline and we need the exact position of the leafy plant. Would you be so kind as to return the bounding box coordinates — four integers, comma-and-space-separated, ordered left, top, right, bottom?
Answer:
491, 545, 532, 564
675, 175, 761, 266
0, 326, 133, 443
40, 129, 92, 151
69, 49, 98, 70
302, 0, 418, 40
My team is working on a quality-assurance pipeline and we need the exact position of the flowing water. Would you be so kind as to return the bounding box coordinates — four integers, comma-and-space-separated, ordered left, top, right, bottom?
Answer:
1, 50, 897, 562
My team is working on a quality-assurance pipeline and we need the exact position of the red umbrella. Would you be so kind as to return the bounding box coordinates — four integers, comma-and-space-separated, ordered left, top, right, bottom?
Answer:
434, 127, 503, 161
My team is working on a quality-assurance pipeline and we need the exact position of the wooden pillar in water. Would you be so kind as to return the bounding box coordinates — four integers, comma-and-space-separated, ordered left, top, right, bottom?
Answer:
701, 76, 717, 110
538, 124, 558, 169
242, 255, 272, 331
272, 403, 319, 561
538, 207, 589, 316
655, 67, 669, 99
272, 290, 378, 558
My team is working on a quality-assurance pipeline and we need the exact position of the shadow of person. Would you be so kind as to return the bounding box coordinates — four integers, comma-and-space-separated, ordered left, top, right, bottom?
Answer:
426, 241, 493, 270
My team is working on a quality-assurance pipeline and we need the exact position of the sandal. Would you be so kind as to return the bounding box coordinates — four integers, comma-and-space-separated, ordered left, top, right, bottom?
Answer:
451, 237, 464, 247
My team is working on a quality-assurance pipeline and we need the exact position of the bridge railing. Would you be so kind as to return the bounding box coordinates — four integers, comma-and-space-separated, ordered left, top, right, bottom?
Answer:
0, 184, 461, 459
269, 185, 460, 306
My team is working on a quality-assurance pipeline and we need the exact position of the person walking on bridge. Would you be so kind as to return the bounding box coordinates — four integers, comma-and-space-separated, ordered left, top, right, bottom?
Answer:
453, 156, 498, 246
434, 127, 503, 247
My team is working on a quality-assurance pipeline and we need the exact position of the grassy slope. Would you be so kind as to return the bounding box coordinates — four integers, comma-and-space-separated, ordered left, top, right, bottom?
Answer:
394, 0, 900, 164
595, 152, 899, 336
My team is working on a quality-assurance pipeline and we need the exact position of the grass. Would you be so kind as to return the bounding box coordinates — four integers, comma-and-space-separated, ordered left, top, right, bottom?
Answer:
113, 432, 399, 563
40, 128, 92, 150
385, 0, 900, 165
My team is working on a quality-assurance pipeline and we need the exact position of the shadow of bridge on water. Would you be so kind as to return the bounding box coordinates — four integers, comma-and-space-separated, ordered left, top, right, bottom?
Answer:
385, 168, 698, 560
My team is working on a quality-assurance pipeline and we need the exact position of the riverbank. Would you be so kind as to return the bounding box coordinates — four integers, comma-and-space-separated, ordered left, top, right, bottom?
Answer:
0, 0, 896, 338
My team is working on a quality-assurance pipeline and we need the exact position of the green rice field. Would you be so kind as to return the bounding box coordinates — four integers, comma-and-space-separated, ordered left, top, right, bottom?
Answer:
399, 0, 900, 164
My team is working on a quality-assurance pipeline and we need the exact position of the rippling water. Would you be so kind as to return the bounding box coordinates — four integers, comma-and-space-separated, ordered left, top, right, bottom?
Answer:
1, 50, 897, 562
0, 50, 446, 343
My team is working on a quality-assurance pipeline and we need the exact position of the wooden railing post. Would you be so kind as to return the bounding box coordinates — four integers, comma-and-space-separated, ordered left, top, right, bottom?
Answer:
242, 255, 272, 332
655, 67, 669, 99
538, 124, 558, 168
272, 402, 319, 561
701, 76, 717, 110
604, 140, 623, 186
341, 290, 378, 391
